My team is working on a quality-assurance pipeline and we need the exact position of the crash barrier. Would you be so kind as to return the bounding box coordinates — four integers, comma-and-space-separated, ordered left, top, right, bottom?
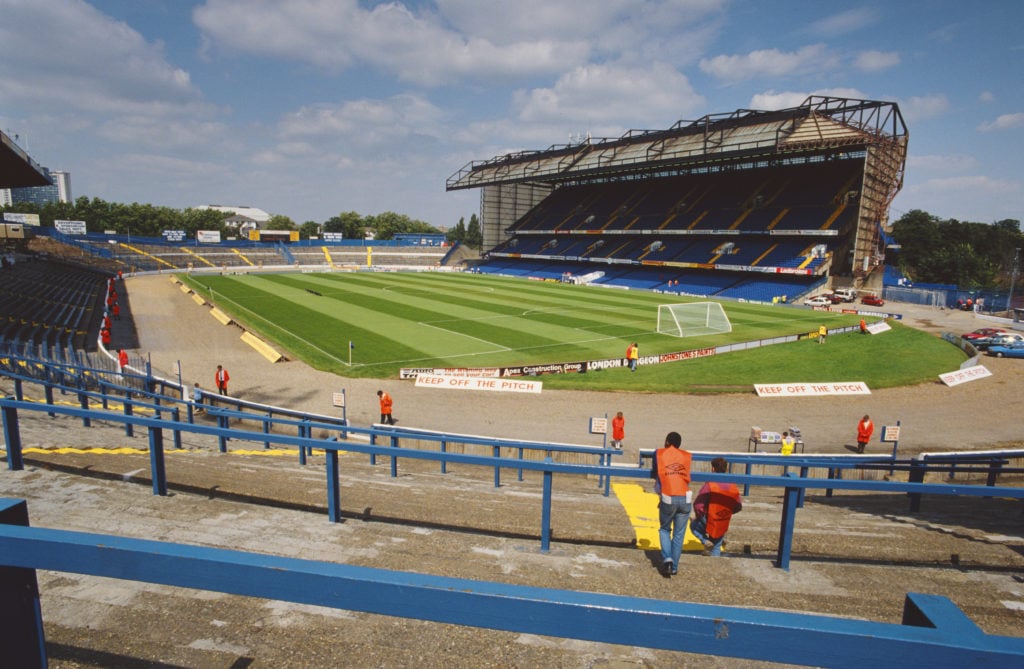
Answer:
4, 397, 1024, 571
2, 498, 1022, 669
638, 448, 1024, 513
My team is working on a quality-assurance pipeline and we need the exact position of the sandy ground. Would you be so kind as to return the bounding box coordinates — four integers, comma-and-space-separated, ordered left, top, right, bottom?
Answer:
127, 272, 1024, 457
2, 271, 1023, 668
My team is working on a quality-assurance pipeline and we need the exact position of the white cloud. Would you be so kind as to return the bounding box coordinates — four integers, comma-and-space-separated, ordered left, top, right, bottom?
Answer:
979, 91, 995, 103
278, 94, 445, 147
899, 94, 949, 121
699, 44, 834, 82
806, 8, 877, 37
512, 62, 704, 128
194, 0, 592, 85
977, 112, 1024, 132
909, 175, 1019, 197
853, 50, 900, 72
907, 154, 981, 173
0, 0, 203, 116
749, 88, 869, 112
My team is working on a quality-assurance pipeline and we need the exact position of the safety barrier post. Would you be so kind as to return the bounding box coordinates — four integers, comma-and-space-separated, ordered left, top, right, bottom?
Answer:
908, 457, 925, 512
325, 445, 341, 523
540, 461, 553, 552
3, 405, 24, 471
493, 445, 501, 488
390, 434, 399, 478
171, 408, 182, 450
78, 390, 90, 427
147, 425, 167, 496
123, 391, 134, 437
217, 414, 229, 453
440, 439, 447, 474
0, 499, 46, 669
775, 476, 800, 570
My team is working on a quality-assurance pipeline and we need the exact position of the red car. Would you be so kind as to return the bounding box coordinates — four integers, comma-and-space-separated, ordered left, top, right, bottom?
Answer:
860, 295, 885, 306
961, 327, 1007, 341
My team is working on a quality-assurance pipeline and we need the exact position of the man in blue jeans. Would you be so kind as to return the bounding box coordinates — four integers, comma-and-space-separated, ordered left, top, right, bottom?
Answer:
650, 431, 692, 577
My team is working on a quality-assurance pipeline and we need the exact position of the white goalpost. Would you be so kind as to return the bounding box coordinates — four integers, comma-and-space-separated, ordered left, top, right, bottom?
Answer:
656, 302, 732, 337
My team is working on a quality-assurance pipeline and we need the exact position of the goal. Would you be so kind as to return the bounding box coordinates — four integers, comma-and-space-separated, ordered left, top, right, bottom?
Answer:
656, 302, 732, 337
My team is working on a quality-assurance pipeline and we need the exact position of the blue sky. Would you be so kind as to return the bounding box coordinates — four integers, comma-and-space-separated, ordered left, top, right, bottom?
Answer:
1, 0, 1021, 229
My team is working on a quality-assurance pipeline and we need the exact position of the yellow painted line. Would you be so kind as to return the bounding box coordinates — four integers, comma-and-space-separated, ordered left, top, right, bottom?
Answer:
5, 447, 358, 458
181, 246, 216, 267
231, 248, 255, 266
612, 482, 705, 552
16, 397, 156, 415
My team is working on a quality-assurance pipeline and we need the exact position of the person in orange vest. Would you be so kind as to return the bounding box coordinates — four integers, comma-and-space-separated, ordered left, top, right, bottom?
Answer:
856, 415, 874, 453
650, 431, 691, 576
610, 411, 625, 449
626, 342, 639, 371
215, 364, 230, 396
689, 457, 742, 556
859, 318, 867, 334
377, 389, 395, 425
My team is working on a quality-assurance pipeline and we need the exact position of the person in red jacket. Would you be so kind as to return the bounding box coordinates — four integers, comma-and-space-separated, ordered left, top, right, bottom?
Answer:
377, 389, 395, 425
118, 349, 129, 372
100, 327, 111, 347
610, 411, 625, 449
689, 457, 742, 556
650, 431, 691, 576
856, 415, 874, 453
215, 365, 230, 396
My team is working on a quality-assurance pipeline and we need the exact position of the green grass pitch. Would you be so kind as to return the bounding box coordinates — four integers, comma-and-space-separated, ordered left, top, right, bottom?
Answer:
181, 272, 965, 392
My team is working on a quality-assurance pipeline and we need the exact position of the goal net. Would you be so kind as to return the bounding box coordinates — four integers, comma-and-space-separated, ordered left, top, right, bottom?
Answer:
656, 302, 732, 337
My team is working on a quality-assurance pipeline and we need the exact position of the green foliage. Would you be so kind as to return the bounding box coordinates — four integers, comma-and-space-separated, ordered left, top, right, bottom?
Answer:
447, 217, 467, 244
891, 209, 1023, 289
179, 272, 963, 391
465, 213, 482, 248
266, 214, 296, 230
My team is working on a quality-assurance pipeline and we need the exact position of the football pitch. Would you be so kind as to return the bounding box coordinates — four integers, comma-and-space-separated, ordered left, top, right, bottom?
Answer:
181, 271, 963, 390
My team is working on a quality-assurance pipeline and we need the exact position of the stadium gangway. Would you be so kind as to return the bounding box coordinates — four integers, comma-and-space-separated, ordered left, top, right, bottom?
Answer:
2, 498, 1023, 669
4, 398, 1024, 571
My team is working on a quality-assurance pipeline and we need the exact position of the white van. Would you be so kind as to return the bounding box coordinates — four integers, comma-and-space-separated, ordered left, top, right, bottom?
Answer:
833, 288, 857, 303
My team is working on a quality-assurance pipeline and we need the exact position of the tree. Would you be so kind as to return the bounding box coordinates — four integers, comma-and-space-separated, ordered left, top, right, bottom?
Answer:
448, 217, 466, 244
266, 214, 296, 230
891, 210, 1024, 289
323, 211, 364, 240
465, 213, 482, 249
298, 220, 320, 239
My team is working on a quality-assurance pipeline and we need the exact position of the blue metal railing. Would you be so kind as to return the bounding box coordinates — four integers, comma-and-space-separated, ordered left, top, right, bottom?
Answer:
2, 497, 1022, 669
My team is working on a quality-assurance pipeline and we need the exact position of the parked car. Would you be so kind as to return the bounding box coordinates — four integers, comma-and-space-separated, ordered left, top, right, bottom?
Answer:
833, 288, 857, 302
860, 294, 885, 306
961, 327, 1007, 341
986, 341, 1024, 358
803, 295, 833, 307
973, 332, 1024, 350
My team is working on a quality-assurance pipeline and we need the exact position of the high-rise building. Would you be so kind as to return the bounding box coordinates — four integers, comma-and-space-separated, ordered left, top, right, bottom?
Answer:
51, 170, 72, 202
7, 166, 67, 206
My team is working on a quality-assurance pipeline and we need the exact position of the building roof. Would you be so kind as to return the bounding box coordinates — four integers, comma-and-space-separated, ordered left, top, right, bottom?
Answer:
0, 129, 51, 189
447, 96, 906, 191
195, 204, 271, 222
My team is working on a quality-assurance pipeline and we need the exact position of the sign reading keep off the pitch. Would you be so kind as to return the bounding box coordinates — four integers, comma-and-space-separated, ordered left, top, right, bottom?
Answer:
415, 374, 542, 394
754, 382, 870, 397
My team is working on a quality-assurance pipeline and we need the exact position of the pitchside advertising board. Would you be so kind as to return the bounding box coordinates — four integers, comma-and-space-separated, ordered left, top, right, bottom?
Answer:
54, 219, 87, 235
400, 347, 717, 381
3, 212, 40, 226
162, 230, 187, 242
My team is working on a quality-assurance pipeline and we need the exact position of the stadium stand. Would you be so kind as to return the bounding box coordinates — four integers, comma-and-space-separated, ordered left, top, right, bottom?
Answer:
449, 96, 907, 302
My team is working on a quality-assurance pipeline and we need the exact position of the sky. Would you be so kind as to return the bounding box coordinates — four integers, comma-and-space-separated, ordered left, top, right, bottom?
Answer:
1, 0, 1021, 230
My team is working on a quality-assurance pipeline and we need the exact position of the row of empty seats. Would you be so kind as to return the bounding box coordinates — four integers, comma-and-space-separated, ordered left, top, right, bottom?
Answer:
0, 259, 110, 351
